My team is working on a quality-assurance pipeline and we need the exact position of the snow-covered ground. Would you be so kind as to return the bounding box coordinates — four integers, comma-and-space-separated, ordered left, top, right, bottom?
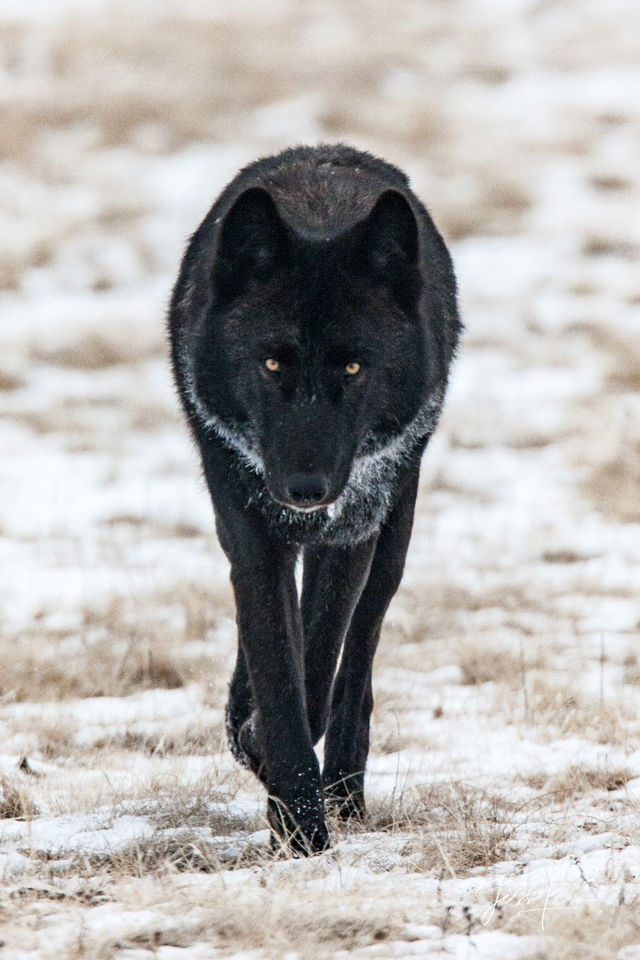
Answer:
1, 1, 639, 957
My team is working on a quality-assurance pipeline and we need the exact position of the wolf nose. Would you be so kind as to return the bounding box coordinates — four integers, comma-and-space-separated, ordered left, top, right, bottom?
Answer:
284, 473, 330, 507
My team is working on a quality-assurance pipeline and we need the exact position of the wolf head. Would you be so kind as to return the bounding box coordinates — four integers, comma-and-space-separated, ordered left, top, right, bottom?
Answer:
177, 168, 457, 513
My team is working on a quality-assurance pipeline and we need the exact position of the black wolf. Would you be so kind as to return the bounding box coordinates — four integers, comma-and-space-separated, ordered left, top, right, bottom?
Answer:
169, 144, 460, 854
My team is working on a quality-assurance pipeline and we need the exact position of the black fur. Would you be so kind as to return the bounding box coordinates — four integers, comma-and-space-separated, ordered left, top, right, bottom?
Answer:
169, 144, 461, 854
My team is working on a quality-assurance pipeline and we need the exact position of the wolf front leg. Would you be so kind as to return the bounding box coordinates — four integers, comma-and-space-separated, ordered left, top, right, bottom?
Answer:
301, 538, 377, 746
230, 552, 329, 854
322, 462, 421, 820
214, 531, 327, 851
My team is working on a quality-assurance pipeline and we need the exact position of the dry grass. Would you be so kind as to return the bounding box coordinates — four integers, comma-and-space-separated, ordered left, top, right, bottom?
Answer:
623, 655, 640, 686
2, 631, 191, 702
0, 366, 24, 391
541, 549, 591, 565
117, 888, 400, 959
67, 828, 265, 878
363, 782, 520, 876
0, 4, 545, 281
29, 330, 164, 370
1, 586, 232, 703
28, 723, 78, 761
0, 19, 300, 156
503, 673, 636, 745
586, 435, 640, 523
597, 333, 640, 395
0, 776, 38, 820
545, 764, 631, 800
90, 725, 217, 757
12, 775, 263, 881
7, 872, 638, 960
9, 392, 175, 441
458, 643, 525, 687
6, 797, 401, 955
507, 901, 640, 960
519, 764, 631, 801
570, 324, 640, 523
373, 728, 413, 755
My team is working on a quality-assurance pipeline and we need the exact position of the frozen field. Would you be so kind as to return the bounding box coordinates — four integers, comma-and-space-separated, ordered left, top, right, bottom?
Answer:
1, 1, 639, 957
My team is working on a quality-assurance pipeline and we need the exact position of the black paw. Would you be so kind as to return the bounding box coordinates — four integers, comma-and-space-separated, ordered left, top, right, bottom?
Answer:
267, 795, 331, 857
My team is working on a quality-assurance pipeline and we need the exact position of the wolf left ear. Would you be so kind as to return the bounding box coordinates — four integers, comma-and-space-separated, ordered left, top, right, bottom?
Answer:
213, 187, 289, 301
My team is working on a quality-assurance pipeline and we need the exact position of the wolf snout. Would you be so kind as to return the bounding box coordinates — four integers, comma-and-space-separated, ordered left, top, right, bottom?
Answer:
283, 472, 330, 509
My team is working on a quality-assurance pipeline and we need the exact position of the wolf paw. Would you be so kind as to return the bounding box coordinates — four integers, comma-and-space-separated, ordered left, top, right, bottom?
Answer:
267, 795, 330, 857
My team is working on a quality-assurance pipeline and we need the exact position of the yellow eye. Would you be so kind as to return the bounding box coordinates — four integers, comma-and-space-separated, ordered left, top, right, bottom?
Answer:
265, 358, 280, 372
345, 361, 360, 376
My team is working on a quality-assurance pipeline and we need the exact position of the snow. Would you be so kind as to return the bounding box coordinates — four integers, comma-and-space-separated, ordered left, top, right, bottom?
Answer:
1, 0, 640, 956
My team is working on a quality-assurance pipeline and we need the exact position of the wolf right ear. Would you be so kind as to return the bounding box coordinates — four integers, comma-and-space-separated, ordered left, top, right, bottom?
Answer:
351, 190, 421, 310
356, 190, 418, 271
213, 187, 289, 301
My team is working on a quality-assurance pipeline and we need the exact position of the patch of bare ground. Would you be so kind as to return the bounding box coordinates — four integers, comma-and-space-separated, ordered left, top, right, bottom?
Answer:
506, 674, 636, 745
372, 727, 413, 755
541, 549, 592, 564
519, 764, 631, 801
0, 366, 24, 390
582, 325, 640, 394
62, 820, 269, 882
360, 782, 521, 876
0, 10, 538, 255
6, 858, 401, 957
582, 237, 638, 261
189, 900, 399, 960
623, 654, 640, 685
457, 642, 529, 687
506, 901, 640, 960
2, 630, 188, 702
90, 725, 218, 757
0, 20, 296, 157
0, 775, 39, 819
102, 516, 205, 539
585, 429, 640, 524
110, 888, 400, 959
10, 392, 175, 440
568, 324, 640, 523
29, 330, 164, 370
1, 586, 233, 702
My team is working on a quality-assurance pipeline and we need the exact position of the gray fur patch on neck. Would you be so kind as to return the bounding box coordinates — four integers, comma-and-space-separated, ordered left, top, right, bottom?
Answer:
327, 389, 445, 522
179, 344, 266, 475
